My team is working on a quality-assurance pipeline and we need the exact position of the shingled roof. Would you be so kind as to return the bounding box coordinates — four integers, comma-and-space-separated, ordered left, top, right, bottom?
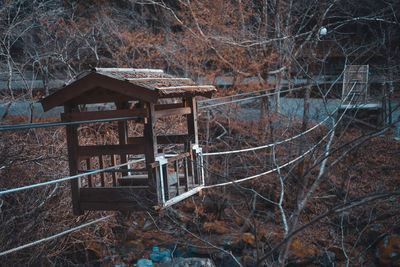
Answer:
40, 68, 216, 112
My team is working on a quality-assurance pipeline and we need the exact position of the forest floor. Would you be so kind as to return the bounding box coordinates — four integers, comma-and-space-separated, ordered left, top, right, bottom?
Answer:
1, 113, 400, 266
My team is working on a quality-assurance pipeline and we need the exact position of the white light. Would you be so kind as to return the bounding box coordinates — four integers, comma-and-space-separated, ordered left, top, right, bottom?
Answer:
319, 27, 327, 36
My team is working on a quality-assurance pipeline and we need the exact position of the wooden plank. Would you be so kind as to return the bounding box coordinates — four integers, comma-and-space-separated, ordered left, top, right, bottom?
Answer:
117, 102, 129, 175
157, 85, 215, 90
80, 187, 149, 203
78, 144, 145, 157
185, 96, 199, 144
67, 87, 134, 106
61, 109, 147, 122
175, 161, 180, 196
112, 155, 118, 186
144, 102, 161, 204
65, 104, 82, 215
184, 156, 189, 191
159, 185, 204, 209
157, 134, 189, 144
127, 77, 190, 81
86, 158, 93, 187
99, 155, 106, 187
162, 165, 169, 200
155, 107, 191, 119
118, 176, 149, 186
95, 67, 164, 73
128, 134, 189, 145
80, 201, 146, 211
155, 103, 184, 111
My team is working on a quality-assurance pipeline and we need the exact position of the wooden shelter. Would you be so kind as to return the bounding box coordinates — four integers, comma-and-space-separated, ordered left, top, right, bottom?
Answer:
40, 68, 216, 215
339, 65, 384, 128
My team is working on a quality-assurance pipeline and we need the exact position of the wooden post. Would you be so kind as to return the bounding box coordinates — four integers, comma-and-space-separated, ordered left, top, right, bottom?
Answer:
86, 158, 93, 187
185, 96, 199, 145
99, 155, 106, 187
144, 103, 161, 203
64, 104, 82, 215
112, 155, 118, 186
116, 102, 129, 172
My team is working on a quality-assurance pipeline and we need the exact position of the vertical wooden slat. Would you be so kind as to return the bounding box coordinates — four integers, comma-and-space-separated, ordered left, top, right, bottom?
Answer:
189, 148, 196, 186
64, 104, 82, 215
86, 158, 93, 187
99, 155, 106, 187
184, 156, 189, 191
175, 160, 180, 195
112, 154, 118, 186
162, 164, 169, 200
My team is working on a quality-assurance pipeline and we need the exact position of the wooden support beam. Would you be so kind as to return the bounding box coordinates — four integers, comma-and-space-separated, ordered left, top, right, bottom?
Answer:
155, 103, 184, 111
117, 102, 129, 174
95, 68, 164, 73
127, 77, 190, 81
86, 158, 93, 187
149, 152, 191, 168
80, 187, 148, 202
112, 155, 118, 186
99, 155, 106, 187
185, 96, 199, 144
80, 187, 152, 211
144, 102, 161, 203
128, 134, 189, 145
78, 144, 145, 157
155, 107, 191, 119
65, 104, 82, 215
158, 186, 204, 209
157, 85, 215, 90
61, 109, 147, 122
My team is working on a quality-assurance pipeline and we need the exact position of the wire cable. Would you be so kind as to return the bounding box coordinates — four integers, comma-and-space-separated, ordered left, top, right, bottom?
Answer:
203, 87, 357, 188
198, 87, 277, 103
198, 86, 305, 109
0, 215, 113, 257
0, 159, 145, 196
203, 82, 359, 156
203, 116, 329, 156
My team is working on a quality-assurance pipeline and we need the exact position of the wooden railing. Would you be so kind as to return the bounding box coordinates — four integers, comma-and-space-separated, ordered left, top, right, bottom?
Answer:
151, 145, 204, 208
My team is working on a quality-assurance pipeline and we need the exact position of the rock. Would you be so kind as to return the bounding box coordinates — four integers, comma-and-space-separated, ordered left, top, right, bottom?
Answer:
136, 258, 154, 267
159, 257, 215, 267
376, 235, 400, 265
149, 246, 171, 262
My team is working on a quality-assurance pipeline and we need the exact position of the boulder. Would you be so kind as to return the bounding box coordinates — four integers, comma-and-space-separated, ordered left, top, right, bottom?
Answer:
159, 257, 216, 267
